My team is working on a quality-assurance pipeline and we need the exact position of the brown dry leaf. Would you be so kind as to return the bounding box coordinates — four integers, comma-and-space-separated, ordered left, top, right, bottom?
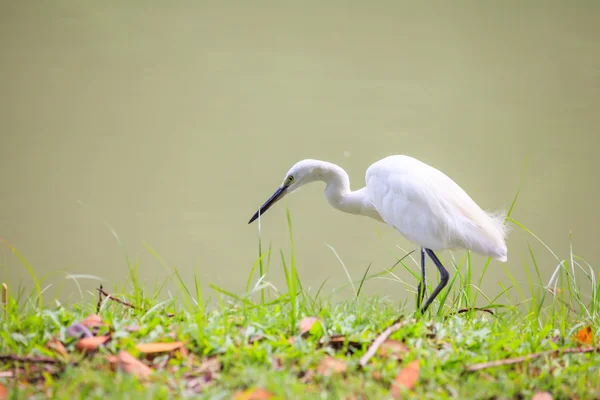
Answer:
76, 335, 110, 352
182, 357, 220, 392
532, 391, 553, 400
316, 356, 347, 377
391, 360, 420, 398
327, 335, 346, 344
185, 377, 206, 394
136, 341, 185, 354
573, 326, 593, 346
379, 339, 409, 360
46, 337, 68, 357
319, 335, 362, 352
199, 356, 222, 374
323, 335, 347, 351
0, 383, 7, 400
299, 316, 320, 336
80, 314, 103, 328
107, 351, 152, 379
234, 388, 274, 400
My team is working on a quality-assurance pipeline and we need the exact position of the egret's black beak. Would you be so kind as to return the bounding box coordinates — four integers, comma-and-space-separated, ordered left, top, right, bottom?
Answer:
248, 186, 287, 224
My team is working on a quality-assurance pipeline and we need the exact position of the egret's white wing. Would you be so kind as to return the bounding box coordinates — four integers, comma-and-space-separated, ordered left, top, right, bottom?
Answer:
366, 155, 507, 261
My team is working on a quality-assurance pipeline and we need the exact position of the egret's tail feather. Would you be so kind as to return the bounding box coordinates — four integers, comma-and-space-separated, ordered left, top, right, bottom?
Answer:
487, 210, 512, 239
485, 210, 509, 262
495, 254, 508, 262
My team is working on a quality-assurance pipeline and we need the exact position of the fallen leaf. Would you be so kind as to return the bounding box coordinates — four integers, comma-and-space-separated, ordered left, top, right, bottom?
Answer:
76, 335, 110, 352
327, 335, 346, 344
46, 337, 68, 357
0, 383, 7, 400
185, 377, 205, 394
107, 351, 152, 379
66, 323, 93, 339
391, 360, 420, 398
234, 388, 274, 400
136, 341, 185, 354
80, 314, 103, 328
299, 316, 322, 336
319, 335, 363, 352
532, 391, 553, 400
316, 356, 347, 376
199, 356, 222, 374
573, 326, 593, 346
379, 339, 409, 360
182, 357, 220, 392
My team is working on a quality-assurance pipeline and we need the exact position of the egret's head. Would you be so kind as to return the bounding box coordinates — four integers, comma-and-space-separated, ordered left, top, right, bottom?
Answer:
248, 159, 322, 224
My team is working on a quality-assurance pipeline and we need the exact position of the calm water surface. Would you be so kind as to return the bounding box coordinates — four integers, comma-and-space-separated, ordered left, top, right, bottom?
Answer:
1, 2, 599, 305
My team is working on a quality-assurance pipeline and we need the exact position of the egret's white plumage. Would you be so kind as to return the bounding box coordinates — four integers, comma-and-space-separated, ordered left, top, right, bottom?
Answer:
249, 155, 510, 312
365, 155, 508, 261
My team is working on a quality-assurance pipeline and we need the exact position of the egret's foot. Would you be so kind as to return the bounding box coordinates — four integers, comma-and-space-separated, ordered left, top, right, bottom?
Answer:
419, 249, 450, 314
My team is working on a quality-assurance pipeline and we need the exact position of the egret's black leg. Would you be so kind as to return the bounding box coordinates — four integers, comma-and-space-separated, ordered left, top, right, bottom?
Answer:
416, 247, 426, 309
420, 249, 450, 314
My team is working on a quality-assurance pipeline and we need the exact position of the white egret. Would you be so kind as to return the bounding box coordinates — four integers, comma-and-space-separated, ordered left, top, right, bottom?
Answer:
248, 155, 509, 313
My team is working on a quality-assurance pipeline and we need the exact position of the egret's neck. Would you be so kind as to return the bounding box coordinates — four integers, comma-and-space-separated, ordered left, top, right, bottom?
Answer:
319, 162, 382, 222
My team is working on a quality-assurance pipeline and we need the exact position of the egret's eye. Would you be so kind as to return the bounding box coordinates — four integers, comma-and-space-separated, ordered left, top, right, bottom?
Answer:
287, 176, 294, 184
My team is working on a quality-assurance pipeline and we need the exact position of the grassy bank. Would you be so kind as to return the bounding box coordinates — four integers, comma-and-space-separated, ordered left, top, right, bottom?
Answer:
0, 214, 599, 399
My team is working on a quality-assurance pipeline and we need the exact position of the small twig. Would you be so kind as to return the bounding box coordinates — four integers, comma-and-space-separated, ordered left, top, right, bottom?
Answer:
0, 354, 69, 365
96, 287, 137, 310
445, 307, 494, 319
96, 284, 103, 313
0, 357, 70, 384
456, 308, 493, 315
95, 286, 175, 317
466, 346, 600, 372
359, 317, 405, 368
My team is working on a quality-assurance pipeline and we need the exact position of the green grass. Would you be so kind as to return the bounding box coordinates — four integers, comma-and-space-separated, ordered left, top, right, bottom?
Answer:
0, 210, 599, 399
